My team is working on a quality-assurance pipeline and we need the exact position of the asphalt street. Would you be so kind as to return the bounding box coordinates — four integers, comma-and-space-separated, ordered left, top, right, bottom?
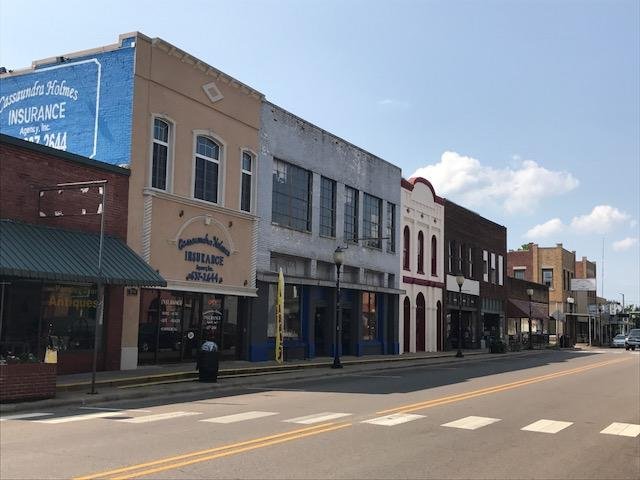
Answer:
1, 349, 638, 479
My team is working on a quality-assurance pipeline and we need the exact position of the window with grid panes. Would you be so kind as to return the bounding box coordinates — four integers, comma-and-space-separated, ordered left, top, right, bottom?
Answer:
386, 202, 396, 253
363, 193, 382, 248
344, 186, 359, 243
319, 177, 336, 237
272, 158, 312, 231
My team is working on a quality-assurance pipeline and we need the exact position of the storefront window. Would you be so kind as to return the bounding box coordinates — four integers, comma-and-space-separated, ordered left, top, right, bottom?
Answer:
361, 291, 377, 341
268, 284, 301, 338
41, 285, 97, 352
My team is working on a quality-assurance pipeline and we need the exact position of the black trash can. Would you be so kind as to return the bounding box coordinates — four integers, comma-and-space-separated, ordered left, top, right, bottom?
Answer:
197, 341, 219, 383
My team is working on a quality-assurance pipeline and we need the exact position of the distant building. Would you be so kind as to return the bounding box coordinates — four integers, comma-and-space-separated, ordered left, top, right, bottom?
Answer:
400, 177, 445, 353
507, 243, 577, 343
574, 256, 598, 343
506, 277, 550, 348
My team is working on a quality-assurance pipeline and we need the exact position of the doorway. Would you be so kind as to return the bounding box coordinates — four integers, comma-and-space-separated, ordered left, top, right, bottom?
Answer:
314, 306, 327, 356
403, 297, 411, 353
416, 293, 425, 351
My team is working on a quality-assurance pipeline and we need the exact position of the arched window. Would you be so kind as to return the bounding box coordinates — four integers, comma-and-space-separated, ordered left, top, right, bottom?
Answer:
417, 231, 424, 273
403, 226, 410, 270
194, 135, 221, 203
151, 118, 172, 191
431, 235, 437, 276
240, 150, 254, 212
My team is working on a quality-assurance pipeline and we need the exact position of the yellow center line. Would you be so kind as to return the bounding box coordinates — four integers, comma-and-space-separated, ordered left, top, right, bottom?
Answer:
76, 356, 630, 479
111, 423, 352, 480
377, 357, 629, 415
73, 422, 339, 480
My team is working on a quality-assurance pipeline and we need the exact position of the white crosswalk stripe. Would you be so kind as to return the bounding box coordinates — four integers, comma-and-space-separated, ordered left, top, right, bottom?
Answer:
362, 413, 425, 426
0, 412, 52, 422
35, 411, 124, 424
200, 411, 278, 424
521, 419, 573, 434
284, 412, 352, 424
119, 411, 201, 423
600, 422, 640, 437
441, 416, 501, 430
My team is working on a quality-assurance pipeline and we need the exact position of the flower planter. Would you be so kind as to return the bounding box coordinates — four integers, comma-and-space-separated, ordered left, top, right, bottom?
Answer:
0, 363, 56, 403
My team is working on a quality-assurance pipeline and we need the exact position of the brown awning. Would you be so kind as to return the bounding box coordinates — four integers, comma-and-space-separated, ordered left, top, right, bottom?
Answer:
508, 298, 549, 319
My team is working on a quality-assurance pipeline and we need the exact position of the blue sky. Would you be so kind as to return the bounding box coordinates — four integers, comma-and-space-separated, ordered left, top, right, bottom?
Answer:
1, 0, 638, 305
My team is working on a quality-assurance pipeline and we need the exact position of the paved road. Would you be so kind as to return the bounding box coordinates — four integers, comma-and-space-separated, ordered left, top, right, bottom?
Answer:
1, 349, 638, 479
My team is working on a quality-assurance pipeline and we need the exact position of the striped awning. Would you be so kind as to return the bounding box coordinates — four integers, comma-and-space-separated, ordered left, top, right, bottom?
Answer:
0, 220, 166, 286
508, 298, 549, 320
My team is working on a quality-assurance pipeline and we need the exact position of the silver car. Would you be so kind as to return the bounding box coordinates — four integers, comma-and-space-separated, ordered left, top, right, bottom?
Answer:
611, 334, 626, 348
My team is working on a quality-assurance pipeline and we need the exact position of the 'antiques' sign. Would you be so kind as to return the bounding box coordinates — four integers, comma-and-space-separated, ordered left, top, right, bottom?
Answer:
178, 233, 230, 284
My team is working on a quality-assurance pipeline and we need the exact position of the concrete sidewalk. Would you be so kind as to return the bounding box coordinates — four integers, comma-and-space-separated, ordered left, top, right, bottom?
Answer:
1, 349, 555, 414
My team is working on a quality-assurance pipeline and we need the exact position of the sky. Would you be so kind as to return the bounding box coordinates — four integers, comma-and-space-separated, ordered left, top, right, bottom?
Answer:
1, 0, 638, 306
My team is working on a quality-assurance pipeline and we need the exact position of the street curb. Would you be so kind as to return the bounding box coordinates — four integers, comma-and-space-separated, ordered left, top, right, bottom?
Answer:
56, 351, 489, 391
0, 349, 553, 414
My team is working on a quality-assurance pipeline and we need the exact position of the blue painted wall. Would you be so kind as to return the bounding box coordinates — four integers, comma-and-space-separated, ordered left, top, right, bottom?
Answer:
0, 38, 135, 165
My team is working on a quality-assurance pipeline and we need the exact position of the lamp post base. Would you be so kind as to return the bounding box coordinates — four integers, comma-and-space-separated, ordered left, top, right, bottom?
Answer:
331, 357, 343, 369
455, 350, 464, 358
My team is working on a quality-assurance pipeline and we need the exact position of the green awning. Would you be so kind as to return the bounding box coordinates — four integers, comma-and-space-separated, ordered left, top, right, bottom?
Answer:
0, 220, 166, 287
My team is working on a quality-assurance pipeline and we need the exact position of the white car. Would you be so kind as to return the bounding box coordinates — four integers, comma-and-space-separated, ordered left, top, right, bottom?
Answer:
611, 334, 626, 348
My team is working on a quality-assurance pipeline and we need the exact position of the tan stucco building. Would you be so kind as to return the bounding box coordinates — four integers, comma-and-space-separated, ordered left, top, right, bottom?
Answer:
119, 34, 263, 368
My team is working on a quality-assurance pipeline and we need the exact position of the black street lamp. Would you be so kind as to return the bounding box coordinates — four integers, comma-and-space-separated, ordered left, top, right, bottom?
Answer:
456, 274, 464, 358
527, 288, 534, 350
332, 247, 345, 369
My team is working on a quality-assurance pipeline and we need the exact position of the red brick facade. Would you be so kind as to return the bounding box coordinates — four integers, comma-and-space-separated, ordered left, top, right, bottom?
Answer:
1, 135, 130, 374
0, 136, 129, 240
0, 363, 56, 403
507, 246, 534, 282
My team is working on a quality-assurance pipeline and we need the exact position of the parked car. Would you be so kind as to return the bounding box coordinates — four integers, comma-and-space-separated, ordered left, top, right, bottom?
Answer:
625, 329, 640, 351
611, 334, 627, 348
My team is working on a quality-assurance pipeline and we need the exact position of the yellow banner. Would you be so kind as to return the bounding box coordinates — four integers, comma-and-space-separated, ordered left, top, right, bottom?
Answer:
275, 268, 284, 364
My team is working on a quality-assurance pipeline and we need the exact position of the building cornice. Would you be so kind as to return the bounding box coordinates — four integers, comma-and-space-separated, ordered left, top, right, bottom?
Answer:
143, 188, 258, 222
151, 38, 264, 100
402, 276, 445, 289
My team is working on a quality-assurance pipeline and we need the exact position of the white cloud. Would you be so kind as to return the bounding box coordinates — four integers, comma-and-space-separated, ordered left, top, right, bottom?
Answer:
377, 98, 410, 109
410, 151, 579, 214
524, 218, 565, 240
570, 205, 631, 234
612, 237, 638, 252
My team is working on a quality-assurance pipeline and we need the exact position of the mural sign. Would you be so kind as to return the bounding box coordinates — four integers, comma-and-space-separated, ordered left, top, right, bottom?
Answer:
0, 41, 135, 165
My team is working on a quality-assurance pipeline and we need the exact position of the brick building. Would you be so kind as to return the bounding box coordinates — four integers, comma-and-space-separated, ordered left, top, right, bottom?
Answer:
443, 200, 507, 350
0, 135, 164, 373
574, 256, 598, 343
507, 243, 579, 344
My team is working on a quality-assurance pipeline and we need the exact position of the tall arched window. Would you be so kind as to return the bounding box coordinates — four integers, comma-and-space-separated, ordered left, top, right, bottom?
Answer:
417, 231, 424, 273
431, 235, 437, 276
403, 226, 410, 270
151, 118, 172, 191
194, 136, 221, 203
